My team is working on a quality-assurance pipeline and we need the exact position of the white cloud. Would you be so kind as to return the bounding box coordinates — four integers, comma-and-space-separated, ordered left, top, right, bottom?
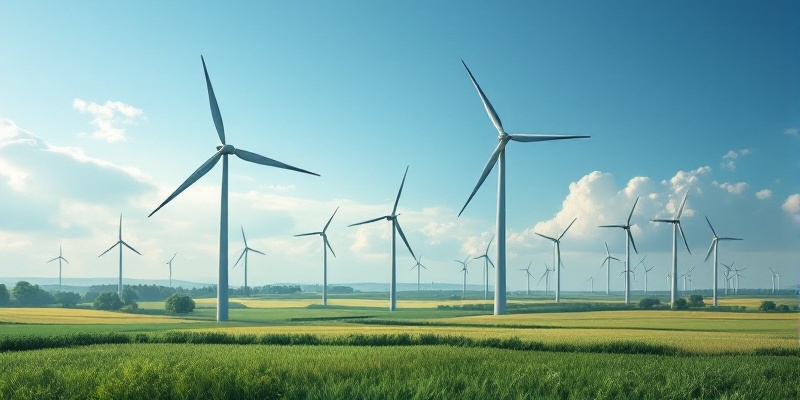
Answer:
782, 194, 800, 224
720, 149, 751, 171
755, 189, 772, 200
784, 128, 798, 137
73, 99, 144, 143
713, 181, 749, 195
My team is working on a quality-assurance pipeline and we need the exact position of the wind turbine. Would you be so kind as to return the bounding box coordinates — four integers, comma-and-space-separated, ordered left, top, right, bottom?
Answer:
294, 207, 339, 305
721, 262, 734, 295
585, 276, 594, 293
599, 242, 620, 295
652, 192, 691, 305
99, 214, 141, 298
734, 267, 746, 294
534, 217, 577, 304
473, 235, 495, 299
410, 256, 427, 292
624, 254, 647, 293
664, 272, 671, 289
457, 60, 589, 315
520, 259, 533, 296
680, 266, 695, 292
600, 197, 639, 304
537, 264, 554, 296
46, 246, 69, 290
233, 226, 265, 296
348, 166, 415, 311
703, 216, 742, 307
148, 56, 318, 322
454, 256, 471, 300
165, 253, 176, 288
642, 265, 655, 293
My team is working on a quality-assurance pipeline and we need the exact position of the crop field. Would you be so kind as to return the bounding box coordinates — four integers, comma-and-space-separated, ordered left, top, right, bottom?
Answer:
0, 295, 797, 399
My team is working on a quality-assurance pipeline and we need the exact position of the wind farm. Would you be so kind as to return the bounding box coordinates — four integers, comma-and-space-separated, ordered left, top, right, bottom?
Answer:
1, 2, 798, 399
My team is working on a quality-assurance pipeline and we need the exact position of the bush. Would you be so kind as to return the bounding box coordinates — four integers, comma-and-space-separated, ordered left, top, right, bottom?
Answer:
12, 281, 54, 306
165, 294, 195, 314
777, 304, 790, 312
0, 284, 9, 306
122, 286, 138, 306
671, 298, 688, 310
121, 303, 139, 313
688, 294, 705, 308
638, 298, 661, 310
92, 292, 123, 311
759, 301, 777, 311
54, 291, 82, 307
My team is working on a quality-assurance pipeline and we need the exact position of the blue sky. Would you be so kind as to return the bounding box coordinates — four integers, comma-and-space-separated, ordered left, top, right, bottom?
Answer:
1, 1, 797, 292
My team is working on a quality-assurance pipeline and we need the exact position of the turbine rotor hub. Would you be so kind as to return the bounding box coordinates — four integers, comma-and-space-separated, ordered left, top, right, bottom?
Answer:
216, 144, 236, 154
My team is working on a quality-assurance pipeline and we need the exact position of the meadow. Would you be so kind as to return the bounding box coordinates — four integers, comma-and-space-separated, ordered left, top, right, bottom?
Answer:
0, 292, 797, 399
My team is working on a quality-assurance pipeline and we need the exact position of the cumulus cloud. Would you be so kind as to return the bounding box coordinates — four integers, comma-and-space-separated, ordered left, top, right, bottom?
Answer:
755, 189, 772, 200
713, 181, 749, 195
782, 194, 800, 224
720, 149, 751, 171
73, 99, 144, 143
784, 128, 798, 137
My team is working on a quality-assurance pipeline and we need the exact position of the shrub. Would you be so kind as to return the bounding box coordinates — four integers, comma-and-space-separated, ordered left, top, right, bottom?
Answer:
759, 301, 776, 311
688, 294, 705, 308
671, 298, 688, 310
638, 298, 661, 310
0, 284, 9, 306
121, 303, 139, 313
54, 291, 82, 307
12, 281, 54, 306
122, 286, 138, 306
165, 293, 195, 313
92, 292, 123, 311
777, 304, 790, 312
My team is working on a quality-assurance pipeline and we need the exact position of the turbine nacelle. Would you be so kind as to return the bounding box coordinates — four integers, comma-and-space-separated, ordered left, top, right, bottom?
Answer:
215, 144, 236, 154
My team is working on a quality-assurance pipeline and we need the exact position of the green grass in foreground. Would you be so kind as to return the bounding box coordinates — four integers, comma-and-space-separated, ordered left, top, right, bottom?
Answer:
1, 344, 796, 400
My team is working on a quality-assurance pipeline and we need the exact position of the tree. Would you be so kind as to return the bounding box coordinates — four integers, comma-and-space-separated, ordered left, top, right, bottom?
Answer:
92, 292, 123, 311
165, 293, 195, 313
759, 300, 776, 311
0, 284, 9, 306
54, 291, 82, 307
638, 297, 661, 310
687, 294, 705, 308
671, 298, 688, 310
12, 281, 54, 306
122, 286, 138, 306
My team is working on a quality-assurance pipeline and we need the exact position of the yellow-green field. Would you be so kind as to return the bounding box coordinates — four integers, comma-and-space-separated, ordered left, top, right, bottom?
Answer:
0, 307, 200, 325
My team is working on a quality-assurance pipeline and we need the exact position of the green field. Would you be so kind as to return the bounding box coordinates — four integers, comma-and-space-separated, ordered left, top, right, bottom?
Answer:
0, 294, 797, 399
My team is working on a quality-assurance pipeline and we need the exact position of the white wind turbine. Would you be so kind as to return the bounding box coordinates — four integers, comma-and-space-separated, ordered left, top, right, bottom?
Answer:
165, 253, 176, 288
733, 266, 746, 294
473, 235, 495, 300
47, 246, 69, 290
664, 272, 671, 289
769, 268, 781, 293
585, 276, 594, 293
454, 256, 471, 300
457, 60, 589, 315
148, 56, 318, 322
534, 217, 577, 304
703, 216, 742, 306
599, 242, 620, 295
520, 259, 533, 296
680, 266, 696, 292
537, 264, 554, 296
599, 198, 639, 304
721, 262, 734, 295
652, 192, 691, 305
410, 256, 427, 292
348, 166, 415, 311
642, 265, 655, 293
294, 207, 339, 305
233, 226, 265, 296
99, 214, 142, 298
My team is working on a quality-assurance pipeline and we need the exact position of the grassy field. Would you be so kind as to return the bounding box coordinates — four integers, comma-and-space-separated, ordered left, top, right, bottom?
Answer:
0, 294, 797, 398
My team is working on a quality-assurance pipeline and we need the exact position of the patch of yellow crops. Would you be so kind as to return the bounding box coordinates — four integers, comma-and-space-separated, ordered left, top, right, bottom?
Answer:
0, 308, 198, 325
193, 298, 528, 309
182, 324, 797, 353
716, 297, 799, 308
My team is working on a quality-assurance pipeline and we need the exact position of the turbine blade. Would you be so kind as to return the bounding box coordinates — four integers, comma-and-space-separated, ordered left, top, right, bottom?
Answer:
628, 229, 639, 254
323, 206, 339, 233
534, 232, 557, 242
627, 197, 640, 226
461, 59, 503, 133
122, 241, 142, 256
610, 257, 621, 261
149, 151, 223, 217
473, 255, 484, 260
704, 216, 718, 238
46, 257, 58, 263
704, 241, 714, 262
394, 220, 416, 260
718, 237, 743, 241
458, 139, 506, 217
201, 55, 226, 144
559, 217, 577, 240
169, 253, 177, 263
604, 242, 610, 256
233, 249, 246, 269
98, 242, 120, 257
325, 236, 336, 258
677, 222, 691, 254
651, 219, 674, 223
118, 214, 123, 240
249, 248, 266, 256
241, 225, 247, 247
599, 225, 624, 228
294, 232, 322, 237
392, 166, 409, 215
348, 216, 388, 227
675, 191, 689, 219
508, 134, 590, 143
234, 148, 319, 176
62, 257, 70, 264
485, 234, 494, 253
487, 258, 495, 269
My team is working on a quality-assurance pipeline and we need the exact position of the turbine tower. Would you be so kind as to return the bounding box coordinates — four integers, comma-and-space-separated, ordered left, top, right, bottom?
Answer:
457, 60, 589, 315
680, 266, 695, 292
454, 256, 471, 300
771, 269, 781, 292
165, 253, 176, 288
233, 226, 265, 296
652, 192, 691, 305
703, 216, 742, 307
599, 197, 639, 304
348, 166, 415, 311
473, 235, 495, 300
537, 264, 554, 296
733, 267, 746, 294
642, 265, 654, 293
46, 245, 69, 290
148, 56, 319, 322
534, 217, 577, 304
294, 207, 339, 305
410, 256, 427, 292
585, 276, 594, 293
599, 242, 620, 295
99, 214, 141, 298
721, 262, 733, 295
520, 260, 533, 296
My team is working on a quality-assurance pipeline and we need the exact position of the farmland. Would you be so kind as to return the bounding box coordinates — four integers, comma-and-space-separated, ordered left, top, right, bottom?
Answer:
0, 293, 797, 399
